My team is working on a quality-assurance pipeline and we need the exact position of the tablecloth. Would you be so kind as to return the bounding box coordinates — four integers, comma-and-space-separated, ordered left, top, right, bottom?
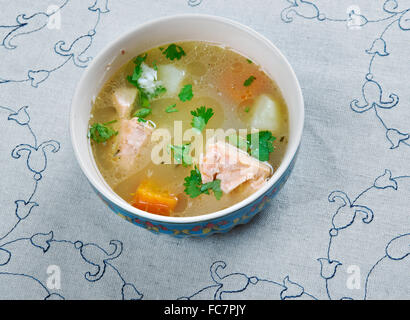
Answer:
0, 0, 409, 300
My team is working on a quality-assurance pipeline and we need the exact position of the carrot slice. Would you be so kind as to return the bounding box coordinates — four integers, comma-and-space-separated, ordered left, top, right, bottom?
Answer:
219, 67, 270, 105
132, 181, 178, 216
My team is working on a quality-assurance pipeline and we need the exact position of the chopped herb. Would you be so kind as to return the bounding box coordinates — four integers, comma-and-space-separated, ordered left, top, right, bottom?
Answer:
247, 131, 276, 161
244, 75, 256, 87
246, 59, 253, 64
127, 54, 166, 108
169, 143, 192, 167
89, 120, 118, 143
152, 61, 158, 71
178, 84, 193, 102
162, 44, 186, 61
138, 90, 150, 108
200, 180, 222, 200
244, 106, 250, 113
133, 108, 151, 118
127, 54, 147, 86
152, 85, 166, 98
165, 104, 178, 113
190, 106, 214, 132
183, 166, 222, 200
227, 130, 276, 161
183, 166, 203, 198
137, 118, 147, 123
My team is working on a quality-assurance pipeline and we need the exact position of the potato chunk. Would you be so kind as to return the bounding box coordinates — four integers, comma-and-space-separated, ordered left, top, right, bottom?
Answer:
250, 94, 281, 132
157, 64, 185, 96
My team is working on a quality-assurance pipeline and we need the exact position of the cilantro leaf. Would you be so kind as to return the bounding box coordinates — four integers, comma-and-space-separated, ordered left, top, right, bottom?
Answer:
244, 76, 256, 87
227, 131, 276, 161
169, 143, 192, 167
133, 108, 151, 118
183, 166, 222, 200
127, 54, 166, 108
127, 54, 147, 87
191, 116, 206, 132
163, 44, 186, 61
191, 106, 214, 123
183, 166, 203, 198
178, 84, 193, 102
165, 104, 178, 113
89, 120, 118, 143
200, 180, 222, 200
247, 131, 276, 161
190, 106, 214, 132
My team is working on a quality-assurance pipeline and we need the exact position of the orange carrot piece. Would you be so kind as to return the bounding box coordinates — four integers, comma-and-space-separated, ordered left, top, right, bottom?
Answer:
132, 181, 178, 216
219, 67, 270, 105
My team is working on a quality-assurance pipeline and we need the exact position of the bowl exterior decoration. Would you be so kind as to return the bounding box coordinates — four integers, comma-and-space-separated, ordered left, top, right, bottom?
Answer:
93, 150, 297, 237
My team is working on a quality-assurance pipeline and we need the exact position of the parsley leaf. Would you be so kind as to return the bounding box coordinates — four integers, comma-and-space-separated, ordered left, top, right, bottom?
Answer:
246, 59, 253, 64
169, 143, 192, 167
178, 84, 193, 102
183, 166, 222, 199
200, 180, 222, 200
227, 131, 276, 161
247, 131, 276, 161
191, 116, 206, 132
183, 166, 203, 198
127, 54, 147, 87
244, 106, 250, 113
89, 120, 118, 143
244, 76, 256, 87
165, 104, 178, 113
190, 106, 214, 132
127, 54, 166, 108
133, 108, 151, 118
163, 44, 186, 61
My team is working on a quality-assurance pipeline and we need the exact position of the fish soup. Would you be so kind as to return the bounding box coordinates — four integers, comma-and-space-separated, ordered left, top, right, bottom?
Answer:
89, 41, 289, 217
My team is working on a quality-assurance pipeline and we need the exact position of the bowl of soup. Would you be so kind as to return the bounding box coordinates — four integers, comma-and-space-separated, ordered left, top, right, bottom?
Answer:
70, 14, 304, 237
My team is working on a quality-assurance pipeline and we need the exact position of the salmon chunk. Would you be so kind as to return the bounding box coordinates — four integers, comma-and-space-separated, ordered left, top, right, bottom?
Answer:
199, 141, 272, 194
112, 87, 138, 118
115, 118, 153, 170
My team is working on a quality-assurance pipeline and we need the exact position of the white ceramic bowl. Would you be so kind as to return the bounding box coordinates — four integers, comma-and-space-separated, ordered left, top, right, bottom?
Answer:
70, 14, 304, 237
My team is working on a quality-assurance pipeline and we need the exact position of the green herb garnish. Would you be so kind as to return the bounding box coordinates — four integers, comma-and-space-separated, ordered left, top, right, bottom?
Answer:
127, 54, 147, 86
190, 106, 214, 132
247, 131, 275, 161
133, 108, 151, 118
162, 44, 186, 61
89, 120, 118, 143
178, 84, 193, 102
244, 106, 250, 113
244, 76, 256, 87
246, 59, 253, 64
169, 143, 192, 167
200, 180, 222, 200
228, 131, 276, 161
183, 166, 222, 200
127, 54, 166, 107
165, 104, 178, 113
